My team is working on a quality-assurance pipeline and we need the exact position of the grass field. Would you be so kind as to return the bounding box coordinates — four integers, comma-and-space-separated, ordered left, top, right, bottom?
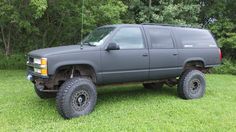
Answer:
0, 70, 236, 131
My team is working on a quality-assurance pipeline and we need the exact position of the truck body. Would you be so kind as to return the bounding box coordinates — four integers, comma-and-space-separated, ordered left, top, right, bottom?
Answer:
27, 24, 222, 119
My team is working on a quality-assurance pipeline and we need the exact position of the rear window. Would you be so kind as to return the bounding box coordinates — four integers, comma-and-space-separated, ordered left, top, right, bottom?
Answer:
174, 28, 217, 48
147, 28, 174, 49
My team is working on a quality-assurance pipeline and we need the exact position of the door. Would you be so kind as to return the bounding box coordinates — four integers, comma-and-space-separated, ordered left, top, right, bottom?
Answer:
144, 27, 181, 80
101, 26, 149, 84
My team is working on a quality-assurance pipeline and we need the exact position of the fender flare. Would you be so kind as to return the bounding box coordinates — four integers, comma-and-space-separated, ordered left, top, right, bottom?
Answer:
182, 57, 206, 68
49, 60, 98, 75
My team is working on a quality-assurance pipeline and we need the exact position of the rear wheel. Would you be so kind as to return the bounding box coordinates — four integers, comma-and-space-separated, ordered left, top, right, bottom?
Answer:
178, 70, 206, 99
56, 77, 97, 119
143, 82, 164, 90
34, 85, 56, 99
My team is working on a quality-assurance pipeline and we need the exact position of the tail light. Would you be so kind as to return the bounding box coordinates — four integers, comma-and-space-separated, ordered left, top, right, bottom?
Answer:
219, 48, 222, 61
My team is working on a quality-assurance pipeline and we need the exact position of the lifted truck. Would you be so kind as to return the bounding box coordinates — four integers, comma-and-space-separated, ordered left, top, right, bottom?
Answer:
27, 24, 222, 119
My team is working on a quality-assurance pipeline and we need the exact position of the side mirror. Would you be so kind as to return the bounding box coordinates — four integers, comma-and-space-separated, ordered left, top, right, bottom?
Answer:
106, 42, 120, 51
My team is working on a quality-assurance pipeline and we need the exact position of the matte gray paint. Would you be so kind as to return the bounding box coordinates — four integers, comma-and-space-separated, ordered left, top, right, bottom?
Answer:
100, 25, 150, 84
28, 45, 103, 83
101, 49, 149, 84
143, 26, 181, 80
28, 24, 221, 85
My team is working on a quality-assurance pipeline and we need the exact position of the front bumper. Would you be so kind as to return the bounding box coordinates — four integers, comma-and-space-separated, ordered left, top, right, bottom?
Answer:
27, 70, 49, 78
26, 70, 49, 82
27, 74, 33, 81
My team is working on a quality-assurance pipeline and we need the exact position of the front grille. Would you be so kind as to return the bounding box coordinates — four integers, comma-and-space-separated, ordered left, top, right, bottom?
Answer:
28, 66, 34, 72
27, 56, 35, 74
28, 56, 34, 64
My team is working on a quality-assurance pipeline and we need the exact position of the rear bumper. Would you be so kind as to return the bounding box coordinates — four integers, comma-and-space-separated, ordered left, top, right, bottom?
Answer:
205, 64, 221, 68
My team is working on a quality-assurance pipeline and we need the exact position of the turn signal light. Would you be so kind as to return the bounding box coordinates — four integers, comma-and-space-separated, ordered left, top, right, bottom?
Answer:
41, 69, 48, 76
41, 58, 47, 65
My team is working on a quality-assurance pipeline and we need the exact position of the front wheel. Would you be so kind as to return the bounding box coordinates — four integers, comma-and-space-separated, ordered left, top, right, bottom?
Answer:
56, 77, 97, 119
178, 70, 206, 99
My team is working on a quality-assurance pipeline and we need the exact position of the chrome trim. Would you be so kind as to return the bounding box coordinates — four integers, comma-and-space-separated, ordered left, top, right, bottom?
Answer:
26, 62, 47, 69
27, 74, 33, 81
27, 70, 49, 78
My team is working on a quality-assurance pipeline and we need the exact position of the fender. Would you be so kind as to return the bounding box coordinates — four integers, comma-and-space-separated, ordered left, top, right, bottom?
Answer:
49, 60, 98, 75
48, 60, 103, 84
182, 57, 206, 68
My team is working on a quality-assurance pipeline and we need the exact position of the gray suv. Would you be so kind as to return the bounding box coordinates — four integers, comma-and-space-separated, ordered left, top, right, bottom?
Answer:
27, 24, 222, 119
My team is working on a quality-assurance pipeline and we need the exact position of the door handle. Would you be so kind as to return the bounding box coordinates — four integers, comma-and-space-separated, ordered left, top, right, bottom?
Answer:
173, 53, 178, 56
142, 53, 148, 57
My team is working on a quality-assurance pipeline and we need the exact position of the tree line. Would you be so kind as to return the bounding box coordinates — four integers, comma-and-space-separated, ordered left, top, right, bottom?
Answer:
0, 0, 236, 59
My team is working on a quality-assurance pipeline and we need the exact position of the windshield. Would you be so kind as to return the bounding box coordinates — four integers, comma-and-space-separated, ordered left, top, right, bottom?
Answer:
82, 27, 115, 46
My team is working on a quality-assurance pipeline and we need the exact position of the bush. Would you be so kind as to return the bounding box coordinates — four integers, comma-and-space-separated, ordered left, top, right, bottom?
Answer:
211, 58, 236, 75
0, 54, 26, 70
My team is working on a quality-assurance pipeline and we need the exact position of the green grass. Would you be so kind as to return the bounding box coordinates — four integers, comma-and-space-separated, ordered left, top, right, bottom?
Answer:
0, 70, 236, 131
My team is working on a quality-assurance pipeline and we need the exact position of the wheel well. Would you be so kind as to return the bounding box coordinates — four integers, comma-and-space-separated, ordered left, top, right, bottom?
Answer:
51, 64, 96, 87
183, 60, 205, 70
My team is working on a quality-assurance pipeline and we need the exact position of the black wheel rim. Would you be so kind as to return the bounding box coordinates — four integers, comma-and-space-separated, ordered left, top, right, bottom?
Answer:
189, 78, 201, 94
72, 89, 90, 112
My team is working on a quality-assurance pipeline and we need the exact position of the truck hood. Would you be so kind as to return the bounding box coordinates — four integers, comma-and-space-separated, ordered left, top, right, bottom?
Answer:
28, 45, 100, 58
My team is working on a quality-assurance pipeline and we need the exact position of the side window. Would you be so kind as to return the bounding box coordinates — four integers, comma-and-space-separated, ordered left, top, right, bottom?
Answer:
174, 29, 217, 48
148, 28, 174, 49
111, 27, 144, 49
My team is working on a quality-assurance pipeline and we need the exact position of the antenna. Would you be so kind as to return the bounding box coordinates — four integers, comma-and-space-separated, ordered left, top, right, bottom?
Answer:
148, 0, 152, 22
80, 0, 84, 49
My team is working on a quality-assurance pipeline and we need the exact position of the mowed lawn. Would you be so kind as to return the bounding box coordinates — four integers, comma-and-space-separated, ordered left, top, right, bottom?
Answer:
0, 70, 236, 131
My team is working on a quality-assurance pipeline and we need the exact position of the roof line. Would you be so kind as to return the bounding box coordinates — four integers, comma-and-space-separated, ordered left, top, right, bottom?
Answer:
141, 23, 195, 28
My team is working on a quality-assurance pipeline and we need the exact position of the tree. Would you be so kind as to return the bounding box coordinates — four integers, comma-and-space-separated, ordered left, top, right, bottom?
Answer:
0, 0, 47, 56
122, 0, 200, 26
199, 0, 236, 58
0, 0, 127, 56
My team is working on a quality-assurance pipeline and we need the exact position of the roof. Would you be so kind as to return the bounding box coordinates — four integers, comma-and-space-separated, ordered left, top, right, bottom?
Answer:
100, 23, 203, 30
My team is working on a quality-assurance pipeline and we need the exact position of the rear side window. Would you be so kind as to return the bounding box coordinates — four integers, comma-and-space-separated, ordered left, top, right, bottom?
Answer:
147, 28, 174, 49
174, 29, 217, 48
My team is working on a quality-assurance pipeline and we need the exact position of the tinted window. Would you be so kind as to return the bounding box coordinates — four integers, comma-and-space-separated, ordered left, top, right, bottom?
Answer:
111, 27, 144, 49
148, 28, 174, 49
174, 29, 217, 48
83, 27, 115, 46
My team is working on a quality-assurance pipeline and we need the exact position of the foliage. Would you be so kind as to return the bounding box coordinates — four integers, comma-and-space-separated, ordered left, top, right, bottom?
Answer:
29, 0, 48, 19
122, 0, 200, 26
0, 0, 47, 56
211, 59, 236, 75
0, 0, 127, 55
200, 0, 236, 58
0, 53, 26, 69
0, 0, 236, 72
0, 71, 236, 131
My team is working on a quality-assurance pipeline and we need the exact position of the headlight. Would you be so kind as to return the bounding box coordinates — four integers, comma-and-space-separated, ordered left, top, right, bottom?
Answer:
34, 58, 41, 64
34, 68, 41, 73
33, 58, 48, 76
34, 58, 47, 65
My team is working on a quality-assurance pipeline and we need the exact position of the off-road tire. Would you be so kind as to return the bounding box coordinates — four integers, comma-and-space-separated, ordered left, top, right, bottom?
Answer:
143, 82, 164, 90
178, 70, 206, 99
34, 85, 56, 99
56, 77, 97, 119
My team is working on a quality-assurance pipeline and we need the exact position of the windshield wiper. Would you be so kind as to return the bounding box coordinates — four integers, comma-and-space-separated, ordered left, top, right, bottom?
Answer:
83, 42, 96, 46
